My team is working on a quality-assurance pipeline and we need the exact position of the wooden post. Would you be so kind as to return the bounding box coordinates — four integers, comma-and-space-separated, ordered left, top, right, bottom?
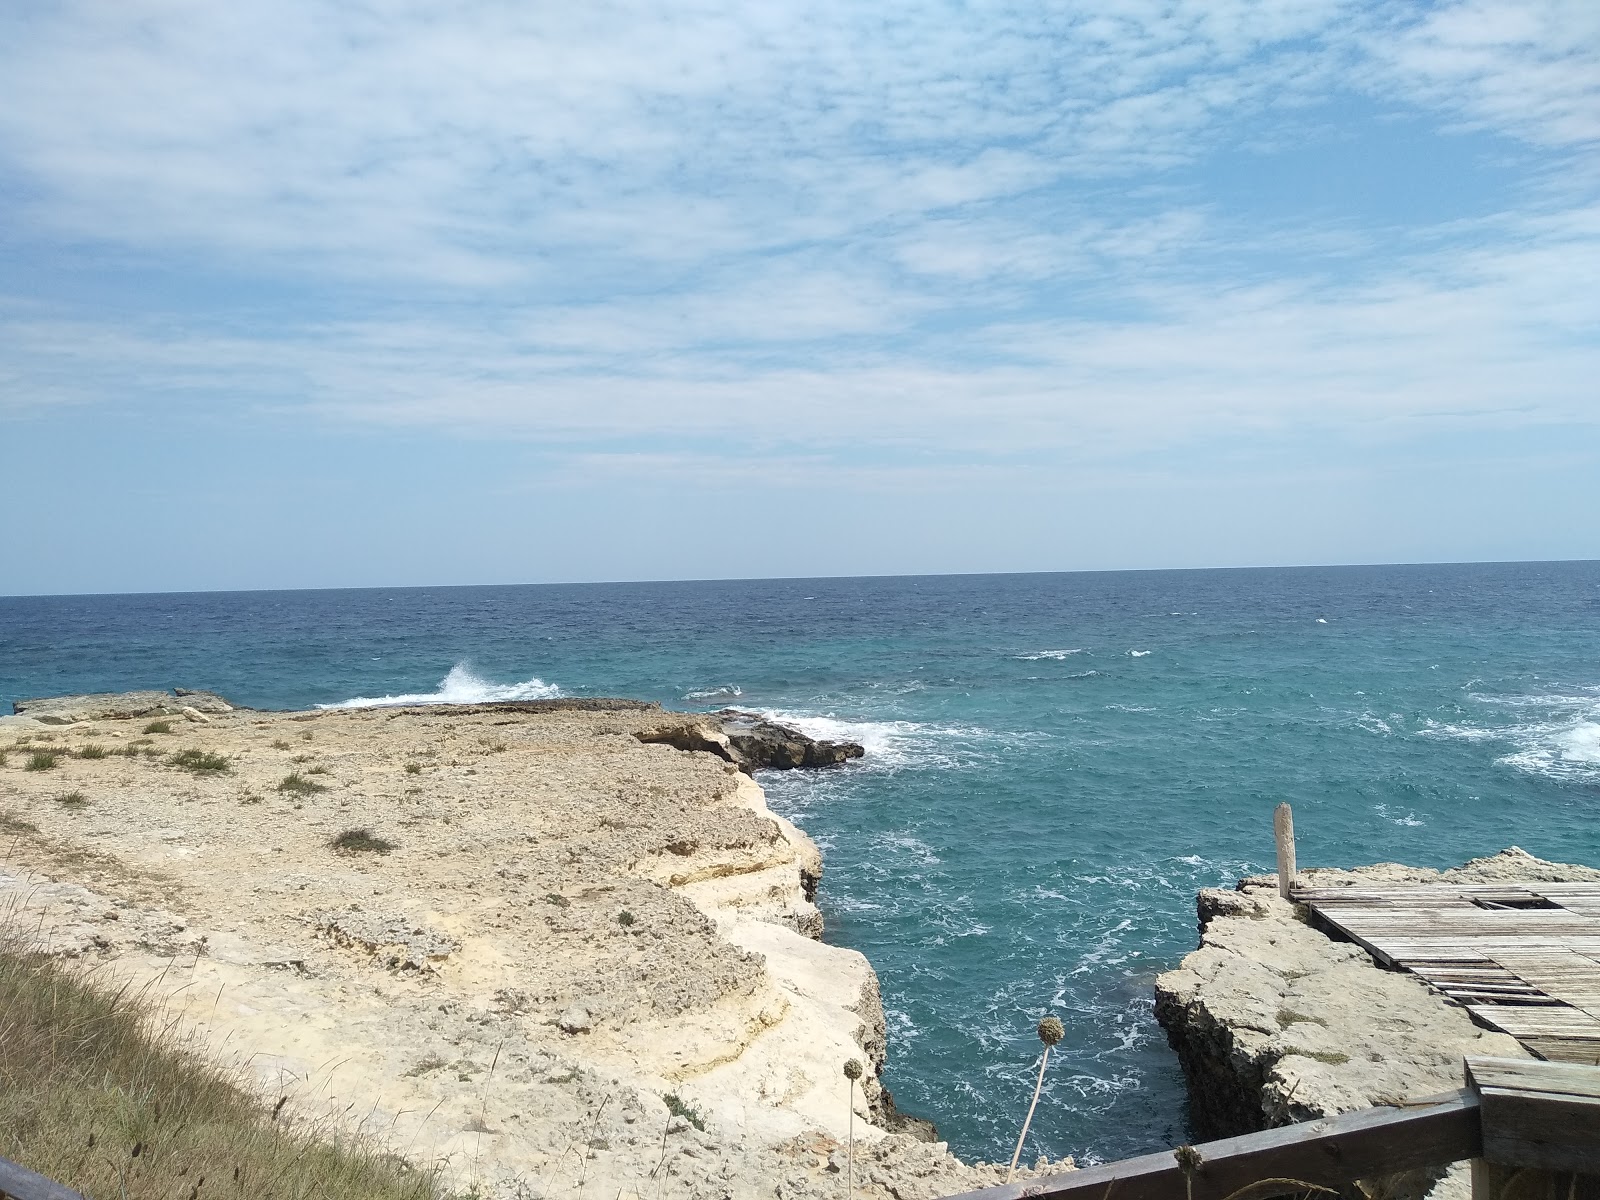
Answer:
1274, 802, 1296, 901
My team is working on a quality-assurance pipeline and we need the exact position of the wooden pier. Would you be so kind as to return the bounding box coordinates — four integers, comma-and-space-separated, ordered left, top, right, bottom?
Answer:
1293, 881, 1600, 1064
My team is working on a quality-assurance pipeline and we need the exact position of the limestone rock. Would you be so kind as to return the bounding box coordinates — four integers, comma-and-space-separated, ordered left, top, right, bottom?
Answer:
712, 710, 865, 772
1156, 849, 1600, 1199
11, 688, 236, 723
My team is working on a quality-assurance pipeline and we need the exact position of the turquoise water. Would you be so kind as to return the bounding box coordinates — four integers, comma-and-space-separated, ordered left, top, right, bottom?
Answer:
4, 563, 1600, 1164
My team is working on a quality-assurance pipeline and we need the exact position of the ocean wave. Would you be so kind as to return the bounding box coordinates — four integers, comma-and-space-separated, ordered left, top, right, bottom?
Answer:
683, 684, 742, 700
1014, 649, 1085, 661
754, 708, 1044, 773
1420, 695, 1600, 783
1128, 649, 1152, 657
319, 663, 561, 709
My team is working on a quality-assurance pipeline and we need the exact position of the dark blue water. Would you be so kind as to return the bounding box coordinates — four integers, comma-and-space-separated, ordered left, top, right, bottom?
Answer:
4, 563, 1599, 1163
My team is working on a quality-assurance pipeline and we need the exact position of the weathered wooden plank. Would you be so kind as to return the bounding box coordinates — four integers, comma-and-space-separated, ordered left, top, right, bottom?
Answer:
937, 1092, 1481, 1200
1464, 1059, 1600, 1174
1466, 1057, 1600, 1100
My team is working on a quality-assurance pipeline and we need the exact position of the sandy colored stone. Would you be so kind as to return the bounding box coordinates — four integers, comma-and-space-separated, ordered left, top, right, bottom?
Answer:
1156, 849, 1600, 1200
0, 702, 1065, 1199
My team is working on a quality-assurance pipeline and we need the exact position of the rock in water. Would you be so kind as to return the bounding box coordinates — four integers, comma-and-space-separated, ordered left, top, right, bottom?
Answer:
712, 710, 864, 771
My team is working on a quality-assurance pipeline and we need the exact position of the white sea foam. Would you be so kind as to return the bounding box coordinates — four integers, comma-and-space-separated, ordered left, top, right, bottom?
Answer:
752, 708, 1044, 774
1128, 649, 1152, 657
320, 663, 561, 709
1421, 691, 1600, 783
1374, 804, 1424, 827
683, 685, 742, 700
1014, 649, 1085, 661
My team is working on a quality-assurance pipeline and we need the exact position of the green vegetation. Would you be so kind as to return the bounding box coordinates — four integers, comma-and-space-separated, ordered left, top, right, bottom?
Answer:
276, 773, 326, 796
143, 720, 175, 735
55, 791, 89, 811
168, 749, 230, 775
617, 910, 636, 928
662, 1093, 705, 1132
25, 750, 61, 772
330, 828, 395, 856
0, 927, 438, 1199
404, 763, 422, 775
271, 739, 291, 750
0, 749, 7, 768
75, 744, 108, 760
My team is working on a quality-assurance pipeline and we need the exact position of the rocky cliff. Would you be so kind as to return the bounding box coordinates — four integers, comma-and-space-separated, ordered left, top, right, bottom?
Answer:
1154, 849, 1600, 1200
0, 694, 1058, 1200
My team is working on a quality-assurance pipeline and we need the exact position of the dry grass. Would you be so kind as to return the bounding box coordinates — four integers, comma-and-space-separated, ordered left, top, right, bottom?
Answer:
25, 750, 61, 772
143, 721, 175, 735
330, 828, 395, 856
0, 927, 439, 1199
167, 749, 230, 775
276, 773, 326, 796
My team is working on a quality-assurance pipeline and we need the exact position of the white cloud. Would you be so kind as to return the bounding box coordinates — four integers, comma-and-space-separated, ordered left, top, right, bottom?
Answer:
1, 0, 1596, 493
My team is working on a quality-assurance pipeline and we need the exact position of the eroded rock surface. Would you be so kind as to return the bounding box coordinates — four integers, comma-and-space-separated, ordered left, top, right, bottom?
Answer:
637, 712, 865, 776
1156, 849, 1600, 1200
0, 699, 1053, 1199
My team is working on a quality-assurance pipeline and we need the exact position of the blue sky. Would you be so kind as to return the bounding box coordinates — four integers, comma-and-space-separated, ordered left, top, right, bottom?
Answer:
2, 0, 1597, 594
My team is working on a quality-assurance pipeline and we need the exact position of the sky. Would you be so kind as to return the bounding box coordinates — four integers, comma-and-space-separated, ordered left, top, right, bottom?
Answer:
2, 0, 1597, 595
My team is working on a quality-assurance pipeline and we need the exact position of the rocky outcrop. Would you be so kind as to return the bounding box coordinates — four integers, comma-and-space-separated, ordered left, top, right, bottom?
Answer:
0, 695, 1041, 1199
11, 688, 236, 723
714, 710, 865, 771
1155, 850, 1600, 1200
636, 710, 865, 776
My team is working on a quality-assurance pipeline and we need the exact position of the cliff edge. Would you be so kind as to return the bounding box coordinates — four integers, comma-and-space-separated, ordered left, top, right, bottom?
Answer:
0, 695, 1058, 1199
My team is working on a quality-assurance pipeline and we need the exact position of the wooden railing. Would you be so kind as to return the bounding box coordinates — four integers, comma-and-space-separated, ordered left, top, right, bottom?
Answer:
941, 1058, 1600, 1200
0, 1155, 85, 1200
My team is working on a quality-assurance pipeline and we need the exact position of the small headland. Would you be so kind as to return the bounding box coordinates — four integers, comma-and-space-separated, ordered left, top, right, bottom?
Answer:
0, 689, 1064, 1199
1155, 847, 1600, 1200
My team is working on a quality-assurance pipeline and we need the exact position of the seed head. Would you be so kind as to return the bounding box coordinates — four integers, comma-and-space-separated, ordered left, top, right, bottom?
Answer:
1037, 1016, 1065, 1047
843, 1058, 864, 1081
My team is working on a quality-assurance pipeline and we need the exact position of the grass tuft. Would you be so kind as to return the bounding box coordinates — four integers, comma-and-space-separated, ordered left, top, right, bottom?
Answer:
74, 744, 108, 760
167, 749, 230, 775
617, 910, 636, 928
271, 739, 291, 750
404, 763, 422, 775
143, 720, 175, 735
276, 772, 327, 795
0, 925, 438, 1198
55, 791, 89, 810
663, 1092, 706, 1131
330, 828, 395, 856
25, 751, 61, 772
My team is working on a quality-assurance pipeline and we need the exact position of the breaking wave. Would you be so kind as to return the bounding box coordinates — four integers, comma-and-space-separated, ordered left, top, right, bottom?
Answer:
320, 663, 561, 709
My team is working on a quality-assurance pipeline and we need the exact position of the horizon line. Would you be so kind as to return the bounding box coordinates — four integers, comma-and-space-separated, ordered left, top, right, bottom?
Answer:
4, 555, 1597, 602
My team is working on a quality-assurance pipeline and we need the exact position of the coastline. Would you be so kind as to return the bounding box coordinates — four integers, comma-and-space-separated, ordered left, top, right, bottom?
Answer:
0, 693, 1064, 1199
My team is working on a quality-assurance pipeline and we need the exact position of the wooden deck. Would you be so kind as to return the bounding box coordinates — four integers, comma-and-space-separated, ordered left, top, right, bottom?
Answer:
1294, 881, 1600, 1064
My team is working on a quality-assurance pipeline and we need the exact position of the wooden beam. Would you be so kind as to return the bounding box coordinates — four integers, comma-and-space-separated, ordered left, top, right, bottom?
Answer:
1274, 803, 1296, 902
1466, 1058, 1600, 1174
937, 1091, 1481, 1200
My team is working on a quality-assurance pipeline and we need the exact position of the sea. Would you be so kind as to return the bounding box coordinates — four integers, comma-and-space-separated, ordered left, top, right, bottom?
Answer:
3, 562, 1599, 1165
